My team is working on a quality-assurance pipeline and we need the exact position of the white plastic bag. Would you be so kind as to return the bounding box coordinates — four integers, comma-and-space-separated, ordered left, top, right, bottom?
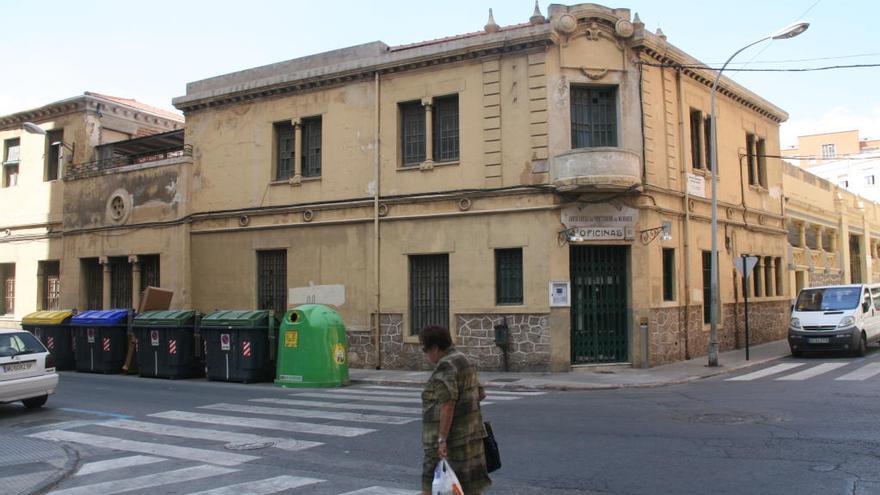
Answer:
432, 458, 464, 495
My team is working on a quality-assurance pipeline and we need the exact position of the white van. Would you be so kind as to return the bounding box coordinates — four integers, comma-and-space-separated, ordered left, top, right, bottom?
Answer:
788, 284, 880, 357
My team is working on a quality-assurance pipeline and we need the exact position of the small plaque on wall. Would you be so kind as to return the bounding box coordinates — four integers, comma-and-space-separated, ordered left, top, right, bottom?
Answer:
549, 281, 571, 307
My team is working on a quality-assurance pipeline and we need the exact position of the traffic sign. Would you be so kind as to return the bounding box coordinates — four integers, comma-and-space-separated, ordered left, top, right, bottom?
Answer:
734, 256, 759, 276
150, 330, 159, 347
221, 333, 231, 351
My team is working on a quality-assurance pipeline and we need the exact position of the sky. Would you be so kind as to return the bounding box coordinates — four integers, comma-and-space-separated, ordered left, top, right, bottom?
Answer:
1, 0, 877, 148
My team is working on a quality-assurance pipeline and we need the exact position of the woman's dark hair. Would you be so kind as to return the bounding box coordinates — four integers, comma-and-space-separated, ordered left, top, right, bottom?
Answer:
419, 325, 453, 351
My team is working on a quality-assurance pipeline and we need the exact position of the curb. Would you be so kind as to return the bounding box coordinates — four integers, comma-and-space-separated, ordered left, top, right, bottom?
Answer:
349, 352, 788, 391
29, 443, 80, 495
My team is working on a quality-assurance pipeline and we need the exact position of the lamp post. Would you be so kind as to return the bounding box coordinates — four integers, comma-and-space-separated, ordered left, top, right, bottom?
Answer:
708, 22, 809, 367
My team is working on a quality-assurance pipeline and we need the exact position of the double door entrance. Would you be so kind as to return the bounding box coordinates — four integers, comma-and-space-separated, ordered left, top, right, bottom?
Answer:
570, 245, 629, 364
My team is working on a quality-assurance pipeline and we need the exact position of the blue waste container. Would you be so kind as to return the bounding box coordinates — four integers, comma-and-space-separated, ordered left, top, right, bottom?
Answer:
71, 309, 131, 373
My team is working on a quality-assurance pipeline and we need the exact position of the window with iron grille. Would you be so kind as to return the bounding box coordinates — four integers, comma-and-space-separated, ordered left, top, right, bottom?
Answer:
46, 129, 63, 181
81, 258, 103, 310
662, 248, 675, 301
110, 257, 133, 309
301, 116, 322, 177
433, 95, 459, 162
3, 138, 19, 188
570, 86, 617, 149
702, 251, 712, 323
0, 264, 13, 314
400, 101, 426, 166
139, 255, 160, 294
274, 122, 295, 180
39, 260, 61, 311
689, 109, 704, 169
821, 143, 836, 159
257, 250, 287, 317
409, 254, 449, 335
495, 248, 523, 305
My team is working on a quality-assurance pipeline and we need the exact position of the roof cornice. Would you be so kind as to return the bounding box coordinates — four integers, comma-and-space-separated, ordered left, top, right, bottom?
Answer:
0, 94, 182, 131
173, 26, 554, 113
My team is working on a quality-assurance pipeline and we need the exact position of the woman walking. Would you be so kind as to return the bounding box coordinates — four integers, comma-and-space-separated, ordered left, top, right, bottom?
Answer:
420, 325, 491, 495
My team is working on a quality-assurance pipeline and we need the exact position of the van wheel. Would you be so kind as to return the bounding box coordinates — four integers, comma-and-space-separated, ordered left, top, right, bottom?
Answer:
856, 333, 868, 357
22, 395, 48, 409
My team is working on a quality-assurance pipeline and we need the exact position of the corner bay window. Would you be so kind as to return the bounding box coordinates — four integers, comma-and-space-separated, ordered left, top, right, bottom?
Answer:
571, 86, 617, 148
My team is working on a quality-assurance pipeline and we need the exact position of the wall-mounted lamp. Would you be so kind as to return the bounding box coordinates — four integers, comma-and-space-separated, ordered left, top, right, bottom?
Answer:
640, 221, 672, 245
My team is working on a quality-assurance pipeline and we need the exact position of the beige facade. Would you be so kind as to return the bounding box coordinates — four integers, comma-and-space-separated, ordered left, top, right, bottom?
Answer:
0, 93, 182, 327
167, 3, 795, 371
783, 129, 880, 163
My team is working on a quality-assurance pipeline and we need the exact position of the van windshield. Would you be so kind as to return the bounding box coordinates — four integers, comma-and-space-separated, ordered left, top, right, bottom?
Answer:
795, 287, 861, 312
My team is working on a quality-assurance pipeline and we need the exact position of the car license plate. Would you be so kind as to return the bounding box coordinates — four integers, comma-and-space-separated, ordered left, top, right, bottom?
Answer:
808, 338, 830, 344
2, 361, 34, 373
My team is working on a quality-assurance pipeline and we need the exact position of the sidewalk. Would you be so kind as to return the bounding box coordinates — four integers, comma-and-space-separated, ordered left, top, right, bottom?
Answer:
0, 433, 78, 495
350, 339, 791, 391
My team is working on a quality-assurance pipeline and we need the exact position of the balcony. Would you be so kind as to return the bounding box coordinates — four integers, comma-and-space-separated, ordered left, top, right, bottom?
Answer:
550, 147, 641, 192
65, 130, 189, 181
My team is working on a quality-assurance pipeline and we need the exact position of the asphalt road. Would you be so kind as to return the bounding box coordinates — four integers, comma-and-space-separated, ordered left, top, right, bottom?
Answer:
2, 348, 879, 495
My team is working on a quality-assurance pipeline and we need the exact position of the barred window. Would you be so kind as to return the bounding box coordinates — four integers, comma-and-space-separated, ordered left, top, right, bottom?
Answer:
746, 133, 757, 185
301, 116, 322, 177
702, 251, 712, 323
1, 264, 13, 315
703, 116, 713, 172
400, 101, 426, 166
257, 250, 287, 317
495, 248, 523, 305
110, 257, 133, 309
82, 258, 103, 310
433, 95, 459, 162
274, 122, 295, 180
3, 138, 19, 188
570, 86, 617, 148
756, 138, 767, 187
39, 260, 61, 311
140, 255, 160, 293
410, 254, 449, 335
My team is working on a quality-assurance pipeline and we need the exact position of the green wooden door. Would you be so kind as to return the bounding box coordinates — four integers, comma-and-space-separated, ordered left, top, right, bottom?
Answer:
570, 245, 628, 364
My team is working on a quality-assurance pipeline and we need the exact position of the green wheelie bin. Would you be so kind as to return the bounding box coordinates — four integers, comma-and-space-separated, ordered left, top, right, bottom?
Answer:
132, 310, 201, 379
22, 310, 76, 370
201, 310, 279, 383
275, 304, 350, 388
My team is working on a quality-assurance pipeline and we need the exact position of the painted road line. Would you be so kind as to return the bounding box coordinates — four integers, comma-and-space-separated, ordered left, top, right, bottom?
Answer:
725, 363, 806, 381
317, 388, 522, 401
100, 419, 323, 451
338, 487, 420, 495
30, 430, 257, 467
183, 475, 325, 495
250, 398, 421, 415
149, 410, 375, 437
200, 403, 418, 425
76, 455, 166, 476
836, 362, 880, 381
293, 392, 422, 404
363, 385, 546, 396
775, 362, 849, 381
50, 465, 237, 495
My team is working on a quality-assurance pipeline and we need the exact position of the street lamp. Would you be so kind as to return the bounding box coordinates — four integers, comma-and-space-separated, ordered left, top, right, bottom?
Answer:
708, 22, 809, 367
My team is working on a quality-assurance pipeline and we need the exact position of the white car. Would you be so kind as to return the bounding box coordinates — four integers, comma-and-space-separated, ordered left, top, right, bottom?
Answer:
0, 328, 59, 409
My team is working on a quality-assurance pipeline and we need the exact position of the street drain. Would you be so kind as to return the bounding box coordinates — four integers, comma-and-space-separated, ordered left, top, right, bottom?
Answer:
224, 441, 275, 451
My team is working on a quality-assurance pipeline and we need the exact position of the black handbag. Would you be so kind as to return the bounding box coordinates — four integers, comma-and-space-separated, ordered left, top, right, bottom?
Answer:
483, 421, 501, 473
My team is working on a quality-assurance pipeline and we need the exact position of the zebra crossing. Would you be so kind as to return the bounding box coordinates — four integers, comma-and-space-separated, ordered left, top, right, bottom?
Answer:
724, 358, 880, 382
23, 384, 543, 494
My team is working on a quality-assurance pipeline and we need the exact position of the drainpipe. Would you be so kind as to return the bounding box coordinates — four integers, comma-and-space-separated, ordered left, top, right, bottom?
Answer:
675, 68, 692, 360
373, 72, 383, 369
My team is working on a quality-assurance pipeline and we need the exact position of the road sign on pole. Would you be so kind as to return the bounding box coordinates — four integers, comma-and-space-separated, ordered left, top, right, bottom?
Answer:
734, 256, 759, 277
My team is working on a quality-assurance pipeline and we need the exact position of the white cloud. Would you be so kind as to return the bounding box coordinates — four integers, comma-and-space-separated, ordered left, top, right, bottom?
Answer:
781, 105, 880, 148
